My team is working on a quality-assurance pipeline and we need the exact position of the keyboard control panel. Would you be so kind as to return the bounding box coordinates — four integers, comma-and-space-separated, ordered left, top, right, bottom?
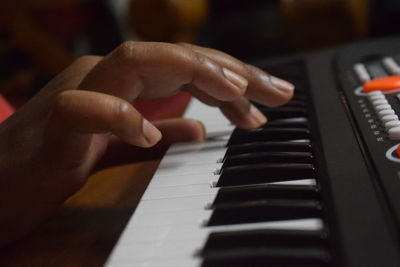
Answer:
338, 37, 400, 232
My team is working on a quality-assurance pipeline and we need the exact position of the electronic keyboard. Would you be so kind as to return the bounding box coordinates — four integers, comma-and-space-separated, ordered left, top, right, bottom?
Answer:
105, 37, 400, 267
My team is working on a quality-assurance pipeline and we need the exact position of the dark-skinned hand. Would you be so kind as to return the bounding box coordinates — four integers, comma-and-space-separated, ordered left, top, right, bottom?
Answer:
0, 42, 294, 247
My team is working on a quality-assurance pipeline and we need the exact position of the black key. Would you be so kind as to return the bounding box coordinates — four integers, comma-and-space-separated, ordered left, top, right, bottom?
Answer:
201, 247, 331, 267
207, 199, 322, 226
258, 107, 308, 121
216, 163, 316, 187
283, 99, 308, 108
226, 141, 312, 156
228, 128, 311, 146
222, 151, 314, 167
253, 99, 307, 109
262, 60, 306, 79
263, 117, 310, 128
292, 89, 308, 98
212, 184, 320, 206
202, 229, 328, 253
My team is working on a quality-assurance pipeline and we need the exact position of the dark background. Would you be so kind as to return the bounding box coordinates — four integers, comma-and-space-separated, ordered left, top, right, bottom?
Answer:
1, 0, 400, 104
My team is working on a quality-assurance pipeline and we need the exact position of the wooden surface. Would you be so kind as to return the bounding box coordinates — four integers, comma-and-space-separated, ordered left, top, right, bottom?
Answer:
0, 161, 159, 266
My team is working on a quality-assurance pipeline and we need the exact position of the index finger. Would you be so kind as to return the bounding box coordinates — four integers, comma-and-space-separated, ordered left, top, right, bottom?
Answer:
178, 43, 295, 107
76, 41, 249, 102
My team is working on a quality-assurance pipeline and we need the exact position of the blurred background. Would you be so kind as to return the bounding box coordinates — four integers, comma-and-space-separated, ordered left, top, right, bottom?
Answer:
0, 0, 399, 107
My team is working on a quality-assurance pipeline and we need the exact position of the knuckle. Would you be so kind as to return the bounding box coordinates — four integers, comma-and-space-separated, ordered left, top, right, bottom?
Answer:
113, 99, 131, 124
244, 63, 264, 79
177, 42, 195, 49
112, 41, 138, 62
53, 91, 73, 111
180, 43, 209, 67
51, 91, 77, 121
192, 50, 208, 66
116, 41, 138, 60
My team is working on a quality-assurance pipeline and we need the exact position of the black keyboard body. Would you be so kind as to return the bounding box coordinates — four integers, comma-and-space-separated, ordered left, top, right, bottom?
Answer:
250, 36, 400, 267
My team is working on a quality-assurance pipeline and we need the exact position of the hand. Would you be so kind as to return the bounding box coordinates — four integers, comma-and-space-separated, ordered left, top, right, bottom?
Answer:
0, 42, 294, 246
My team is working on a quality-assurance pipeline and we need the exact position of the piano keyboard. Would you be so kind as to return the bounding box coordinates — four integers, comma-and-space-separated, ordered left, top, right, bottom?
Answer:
106, 37, 400, 267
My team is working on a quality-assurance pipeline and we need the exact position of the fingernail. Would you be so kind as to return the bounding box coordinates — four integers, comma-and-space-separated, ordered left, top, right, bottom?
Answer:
142, 119, 162, 145
270, 76, 295, 93
223, 67, 248, 91
250, 105, 268, 125
196, 120, 207, 139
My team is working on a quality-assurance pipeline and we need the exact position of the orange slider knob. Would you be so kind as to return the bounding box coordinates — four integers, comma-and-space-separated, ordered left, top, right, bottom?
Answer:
363, 75, 400, 93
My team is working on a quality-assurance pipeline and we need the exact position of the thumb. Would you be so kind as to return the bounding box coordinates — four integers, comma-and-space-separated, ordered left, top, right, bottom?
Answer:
37, 90, 162, 176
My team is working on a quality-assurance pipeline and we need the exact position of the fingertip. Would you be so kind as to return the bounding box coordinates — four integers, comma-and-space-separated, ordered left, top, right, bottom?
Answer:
249, 104, 268, 126
152, 118, 206, 144
261, 74, 295, 102
219, 98, 269, 130
237, 105, 268, 129
142, 119, 162, 146
175, 119, 206, 141
270, 76, 295, 93
191, 119, 206, 141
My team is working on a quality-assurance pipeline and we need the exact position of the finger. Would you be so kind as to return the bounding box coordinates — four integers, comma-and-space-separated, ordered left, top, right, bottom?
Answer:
219, 97, 267, 129
186, 85, 267, 129
39, 90, 162, 171
77, 41, 248, 102
44, 56, 103, 94
153, 118, 205, 143
178, 43, 295, 107
96, 118, 206, 170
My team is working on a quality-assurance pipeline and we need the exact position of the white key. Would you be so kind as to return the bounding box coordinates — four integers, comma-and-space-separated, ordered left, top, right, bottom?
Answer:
129, 209, 213, 228
185, 98, 234, 137
166, 139, 228, 154
150, 174, 219, 187
121, 218, 323, 245
138, 195, 214, 213
107, 260, 199, 267
270, 179, 317, 186
156, 164, 219, 177
138, 259, 200, 267
354, 63, 371, 83
142, 184, 217, 200
132, 259, 200, 267
161, 140, 228, 166
107, 218, 323, 264
105, 241, 203, 263
106, 255, 200, 267
118, 219, 324, 251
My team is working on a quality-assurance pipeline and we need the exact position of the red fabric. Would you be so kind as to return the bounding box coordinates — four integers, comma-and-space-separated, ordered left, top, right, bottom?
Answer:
0, 95, 15, 123
134, 92, 192, 121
